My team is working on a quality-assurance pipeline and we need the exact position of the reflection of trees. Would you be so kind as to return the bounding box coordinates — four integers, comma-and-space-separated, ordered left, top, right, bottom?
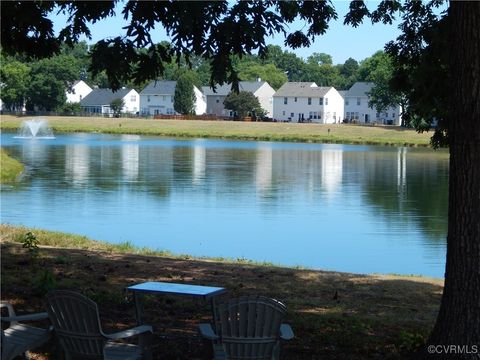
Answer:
345, 148, 449, 242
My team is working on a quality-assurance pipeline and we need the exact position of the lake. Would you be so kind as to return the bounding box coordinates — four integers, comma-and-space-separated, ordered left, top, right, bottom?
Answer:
0, 133, 449, 277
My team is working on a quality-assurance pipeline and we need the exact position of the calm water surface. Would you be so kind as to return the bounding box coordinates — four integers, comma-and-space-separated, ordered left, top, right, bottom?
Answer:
0, 133, 449, 277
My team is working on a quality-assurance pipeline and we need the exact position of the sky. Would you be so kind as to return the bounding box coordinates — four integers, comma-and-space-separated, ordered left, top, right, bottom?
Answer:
49, 1, 404, 65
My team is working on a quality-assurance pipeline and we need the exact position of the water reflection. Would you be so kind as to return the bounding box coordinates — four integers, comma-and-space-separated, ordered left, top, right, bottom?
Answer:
0, 133, 449, 277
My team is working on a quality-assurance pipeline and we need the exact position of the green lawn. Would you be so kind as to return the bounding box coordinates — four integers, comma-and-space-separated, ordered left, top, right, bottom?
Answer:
0, 148, 24, 183
0, 115, 436, 147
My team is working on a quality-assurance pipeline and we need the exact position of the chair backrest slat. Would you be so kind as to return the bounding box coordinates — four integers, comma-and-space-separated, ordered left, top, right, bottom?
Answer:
46, 291, 105, 358
217, 296, 286, 360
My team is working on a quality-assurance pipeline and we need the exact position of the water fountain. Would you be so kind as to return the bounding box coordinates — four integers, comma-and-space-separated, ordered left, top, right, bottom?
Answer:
15, 119, 55, 139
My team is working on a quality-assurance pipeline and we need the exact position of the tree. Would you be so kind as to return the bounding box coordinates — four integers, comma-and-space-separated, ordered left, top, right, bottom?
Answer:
26, 54, 80, 111
237, 61, 287, 90
0, 58, 30, 111
174, 74, 196, 115
223, 91, 264, 119
2, 1, 479, 357
307, 52, 333, 66
109, 98, 125, 117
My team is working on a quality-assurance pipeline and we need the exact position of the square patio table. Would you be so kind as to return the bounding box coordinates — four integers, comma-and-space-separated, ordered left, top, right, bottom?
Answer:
127, 281, 227, 326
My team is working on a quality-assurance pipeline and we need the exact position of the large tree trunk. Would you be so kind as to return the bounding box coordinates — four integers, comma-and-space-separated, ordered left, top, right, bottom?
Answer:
427, 2, 480, 359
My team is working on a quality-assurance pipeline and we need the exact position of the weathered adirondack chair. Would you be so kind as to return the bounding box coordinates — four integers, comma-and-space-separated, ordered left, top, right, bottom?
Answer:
1, 301, 53, 360
199, 295, 294, 360
46, 290, 153, 360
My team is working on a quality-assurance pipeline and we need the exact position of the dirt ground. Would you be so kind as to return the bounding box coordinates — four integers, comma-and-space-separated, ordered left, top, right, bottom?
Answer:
1, 242, 443, 359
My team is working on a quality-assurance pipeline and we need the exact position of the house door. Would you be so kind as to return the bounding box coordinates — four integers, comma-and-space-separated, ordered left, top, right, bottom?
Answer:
365, 114, 370, 123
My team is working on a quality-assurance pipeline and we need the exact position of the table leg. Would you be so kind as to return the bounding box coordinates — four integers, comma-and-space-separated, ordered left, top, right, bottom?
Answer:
133, 292, 144, 326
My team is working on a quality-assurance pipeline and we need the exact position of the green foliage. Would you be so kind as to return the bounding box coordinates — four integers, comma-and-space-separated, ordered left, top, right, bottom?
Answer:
34, 269, 56, 296
19, 232, 39, 259
0, 59, 30, 111
174, 74, 196, 115
59, 102, 82, 114
307, 52, 333, 66
109, 98, 125, 117
27, 55, 79, 111
223, 91, 265, 119
237, 62, 287, 90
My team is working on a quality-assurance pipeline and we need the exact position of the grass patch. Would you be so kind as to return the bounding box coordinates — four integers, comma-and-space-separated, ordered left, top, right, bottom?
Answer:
0, 115, 436, 147
0, 148, 24, 183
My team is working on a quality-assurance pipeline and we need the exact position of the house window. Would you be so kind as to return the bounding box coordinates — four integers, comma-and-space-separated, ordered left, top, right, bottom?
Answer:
325, 98, 329, 105
147, 96, 151, 102
392, 113, 395, 118
294, 97, 297, 102
308, 97, 311, 105
79, 95, 82, 100
163, 95, 167, 101
284, 97, 288, 104
216, 98, 220, 103
357, 97, 361, 105
319, 98, 323, 105
131, 95, 136, 102
345, 99, 349, 105
282, 111, 285, 116
290, 113, 294, 117
376, 113, 380, 118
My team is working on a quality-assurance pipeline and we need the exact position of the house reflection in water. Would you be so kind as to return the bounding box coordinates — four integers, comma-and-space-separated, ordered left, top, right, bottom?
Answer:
255, 145, 273, 194
321, 149, 343, 198
193, 140, 206, 185
121, 135, 140, 181
65, 143, 90, 186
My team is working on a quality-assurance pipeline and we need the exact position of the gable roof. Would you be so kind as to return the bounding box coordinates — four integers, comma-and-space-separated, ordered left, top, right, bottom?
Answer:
202, 81, 267, 96
80, 88, 134, 106
345, 82, 374, 97
140, 80, 177, 95
273, 82, 332, 97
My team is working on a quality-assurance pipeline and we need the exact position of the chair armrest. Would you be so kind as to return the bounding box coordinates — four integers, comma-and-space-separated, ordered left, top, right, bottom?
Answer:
198, 323, 219, 340
279, 323, 294, 340
1, 312, 49, 323
105, 325, 153, 341
0, 302, 16, 317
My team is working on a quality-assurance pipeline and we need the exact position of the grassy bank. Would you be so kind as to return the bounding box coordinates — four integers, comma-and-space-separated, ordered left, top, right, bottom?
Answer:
1, 224, 443, 359
0, 148, 24, 183
0, 115, 435, 147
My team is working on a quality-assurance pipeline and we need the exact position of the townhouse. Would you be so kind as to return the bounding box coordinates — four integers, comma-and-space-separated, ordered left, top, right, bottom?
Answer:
272, 82, 344, 123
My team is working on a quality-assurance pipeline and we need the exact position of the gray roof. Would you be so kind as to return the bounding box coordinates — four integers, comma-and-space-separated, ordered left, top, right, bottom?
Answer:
80, 88, 133, 106
338, 90, 347, 98
345, 82, 374, 97
202, 81, 267, 96
273, 82, 331, 97
140, 80, 177, 95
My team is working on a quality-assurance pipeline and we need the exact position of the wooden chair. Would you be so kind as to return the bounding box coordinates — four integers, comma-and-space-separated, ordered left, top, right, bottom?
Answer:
1, 301, 53, 360
199, 295, 294, 360
46, 290, 153, 360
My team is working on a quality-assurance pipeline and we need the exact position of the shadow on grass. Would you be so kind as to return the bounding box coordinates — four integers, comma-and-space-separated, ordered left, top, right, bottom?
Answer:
1, 243, 442, 360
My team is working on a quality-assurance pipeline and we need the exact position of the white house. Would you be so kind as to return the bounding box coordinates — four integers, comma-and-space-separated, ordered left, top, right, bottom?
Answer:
66, 80, 92, 103
201, 81, 275, 118
344, 82, 402, 125
139, 80, 206, 116
80, 88, 140, 115
273, 82, 344, 123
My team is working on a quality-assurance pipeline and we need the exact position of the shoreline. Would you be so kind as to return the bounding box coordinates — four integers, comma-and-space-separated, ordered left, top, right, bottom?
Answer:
1, 224, 443, 359
0, 224, 443, 281
0, 115, 437, 147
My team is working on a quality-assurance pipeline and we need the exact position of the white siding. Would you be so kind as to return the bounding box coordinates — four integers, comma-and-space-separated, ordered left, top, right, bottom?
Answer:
66, 81, 92, 103
121, 89, 140, 114
140, 85, 205, 115
273, 88, 344, 124
344, 96, 401, 125
253, 82, 275, 117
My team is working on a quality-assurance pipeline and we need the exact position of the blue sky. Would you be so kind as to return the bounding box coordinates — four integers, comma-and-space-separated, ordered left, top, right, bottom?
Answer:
50, 1, 404, 65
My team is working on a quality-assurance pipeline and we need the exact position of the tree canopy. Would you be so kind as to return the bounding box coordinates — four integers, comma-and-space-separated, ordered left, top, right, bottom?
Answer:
174, 74, 196, 115
223, 91, 265, 119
